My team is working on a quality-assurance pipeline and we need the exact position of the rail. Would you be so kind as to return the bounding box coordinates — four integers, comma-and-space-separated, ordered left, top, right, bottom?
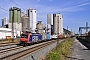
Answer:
0, 40, 57, 60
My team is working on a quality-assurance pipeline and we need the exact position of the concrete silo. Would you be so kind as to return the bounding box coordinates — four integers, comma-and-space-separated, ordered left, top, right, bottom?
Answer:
9, 8, 13, 23
47, 14, 53, 25
21, 16, 29, 31
53, 14, 58, 35
9, 7, 22, 32
36, 21, 43, 34
13, 7, 18, 23
53, 13, 63, 35
9, 7, 21, 23
17, 8, 21, 23
27, 8, 36, 33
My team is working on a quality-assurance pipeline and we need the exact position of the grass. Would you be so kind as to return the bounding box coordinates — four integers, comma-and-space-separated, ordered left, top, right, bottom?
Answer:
46, 38, 74, 60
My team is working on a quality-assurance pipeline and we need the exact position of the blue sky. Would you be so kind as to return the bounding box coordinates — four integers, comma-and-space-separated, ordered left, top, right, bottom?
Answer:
0, 0, 90, 33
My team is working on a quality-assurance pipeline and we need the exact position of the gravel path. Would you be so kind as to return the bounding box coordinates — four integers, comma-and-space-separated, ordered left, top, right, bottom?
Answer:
68, 39, 90, 60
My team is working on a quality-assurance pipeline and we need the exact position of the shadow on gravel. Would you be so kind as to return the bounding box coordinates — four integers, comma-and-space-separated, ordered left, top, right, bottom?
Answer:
67, 56, 84, 60
76, 38, 90, 50
16, 44, 20, 46
83, 48, 90, 50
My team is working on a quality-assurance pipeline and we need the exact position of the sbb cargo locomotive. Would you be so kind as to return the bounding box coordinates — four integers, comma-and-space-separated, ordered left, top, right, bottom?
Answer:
20, 32, 42, 45
20, 32, 68, 45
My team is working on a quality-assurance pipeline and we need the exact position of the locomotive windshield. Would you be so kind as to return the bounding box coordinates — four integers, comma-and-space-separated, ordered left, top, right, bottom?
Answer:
21, 34, 28, 38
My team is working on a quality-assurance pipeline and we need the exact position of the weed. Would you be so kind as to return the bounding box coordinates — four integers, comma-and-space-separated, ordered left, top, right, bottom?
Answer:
46, 38, 74, 60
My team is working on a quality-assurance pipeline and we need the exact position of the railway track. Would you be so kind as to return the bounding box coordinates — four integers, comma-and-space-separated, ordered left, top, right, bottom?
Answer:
0, 42, 19, 47
0, 46, 23, 54
0, 40, 57, 60
0, 42, 20, 51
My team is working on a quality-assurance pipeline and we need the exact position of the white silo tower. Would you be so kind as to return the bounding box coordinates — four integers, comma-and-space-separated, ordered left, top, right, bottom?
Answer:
27, 8, 36, 33
47, 14, 53, 25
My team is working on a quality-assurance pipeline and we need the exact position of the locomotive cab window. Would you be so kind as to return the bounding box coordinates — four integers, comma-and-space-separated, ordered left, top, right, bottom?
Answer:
21, 34, 28, 38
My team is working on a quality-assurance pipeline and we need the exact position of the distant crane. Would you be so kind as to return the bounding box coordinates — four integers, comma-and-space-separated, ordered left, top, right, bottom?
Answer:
79, 22, 90, 35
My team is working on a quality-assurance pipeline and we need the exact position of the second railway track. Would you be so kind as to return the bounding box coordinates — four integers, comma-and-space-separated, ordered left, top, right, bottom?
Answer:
0, 42, 19, 47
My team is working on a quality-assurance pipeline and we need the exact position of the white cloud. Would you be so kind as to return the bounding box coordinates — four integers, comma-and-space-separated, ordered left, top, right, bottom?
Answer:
77, 0, 89, 4
37, 3, 85, 14
35, 1, 90, 24
77, 2, 90, 7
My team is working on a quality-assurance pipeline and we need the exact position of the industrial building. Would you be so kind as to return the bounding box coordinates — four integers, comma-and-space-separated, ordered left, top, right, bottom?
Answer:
47, 14, 53, 25
26, 8, 36, 33
8, 23, 22, 32
21, 12, 24, 17
0, 28, 21, 39
53, 14, 63, 35
21, 16, 30, 31
46, 24, 51, 34
36, 21, 43, 34
9, 7, 21, 23
44, 24, 51, 39
2, 18, 8, 26
47, 13, 63, 35
8, 7, 22, 32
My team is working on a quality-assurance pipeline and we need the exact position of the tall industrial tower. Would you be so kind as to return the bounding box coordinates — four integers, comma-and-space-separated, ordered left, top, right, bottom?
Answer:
9, 7, 21, 23
47, 13, 63, 35
47, 14, 53, 25
53, 14, 63, 35
9, 7, 22, 32
26, 8, 36, 33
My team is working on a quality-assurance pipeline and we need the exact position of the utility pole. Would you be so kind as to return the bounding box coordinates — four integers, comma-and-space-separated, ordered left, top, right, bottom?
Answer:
12, 10, 14, 42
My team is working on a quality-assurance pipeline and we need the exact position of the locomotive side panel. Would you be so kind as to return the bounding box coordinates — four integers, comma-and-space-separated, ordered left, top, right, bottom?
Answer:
29, 34, 42, 42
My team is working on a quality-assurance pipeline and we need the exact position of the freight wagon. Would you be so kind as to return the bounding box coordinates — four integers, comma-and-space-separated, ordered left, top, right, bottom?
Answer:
47, 34, 51, 40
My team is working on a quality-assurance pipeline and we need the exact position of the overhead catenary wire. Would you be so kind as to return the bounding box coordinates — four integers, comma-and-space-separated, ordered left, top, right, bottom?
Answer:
0, 7, 20, 18
0, 6, 14, 39
0, 7, 17, 40
0, 7, 9, 20
0, 7, 9, 14
10, 0, 26, 10
10, 0, 19, 7
0, 7, 8, 11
